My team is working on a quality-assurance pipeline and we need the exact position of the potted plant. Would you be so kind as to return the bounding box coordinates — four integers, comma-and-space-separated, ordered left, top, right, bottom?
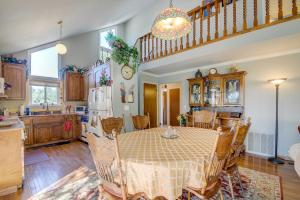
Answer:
105, 32, 139, 73
177, 114, 187, 127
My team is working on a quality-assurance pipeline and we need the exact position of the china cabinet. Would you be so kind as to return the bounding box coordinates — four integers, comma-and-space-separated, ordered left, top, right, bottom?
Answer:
188, 71, 246, 108
187, 71, 246, 127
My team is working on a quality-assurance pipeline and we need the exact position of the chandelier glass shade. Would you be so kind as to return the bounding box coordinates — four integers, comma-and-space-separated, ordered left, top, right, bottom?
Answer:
56, 21, 67, 55
151, 1, 192, 40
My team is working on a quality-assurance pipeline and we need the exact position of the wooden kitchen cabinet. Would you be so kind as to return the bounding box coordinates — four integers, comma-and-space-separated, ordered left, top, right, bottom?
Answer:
20, 114, 78, 148
0, 120, 24, 195
65, 72, 84, 101
50, 123, 65, 141
2, 63, 26, 99
34, 125, 51, 144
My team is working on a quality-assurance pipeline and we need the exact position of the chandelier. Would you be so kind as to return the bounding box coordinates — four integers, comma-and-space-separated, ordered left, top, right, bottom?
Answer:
55, 21, 67, 55
151, 0, 192, 40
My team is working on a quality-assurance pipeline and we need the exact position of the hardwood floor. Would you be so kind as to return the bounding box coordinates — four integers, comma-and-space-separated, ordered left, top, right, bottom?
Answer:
1, 141, 300, 200
0, 142, 95, 200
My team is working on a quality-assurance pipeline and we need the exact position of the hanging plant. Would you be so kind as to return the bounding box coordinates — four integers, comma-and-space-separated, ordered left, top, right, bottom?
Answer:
105, 32, 139, 73
59, 65, 89, 79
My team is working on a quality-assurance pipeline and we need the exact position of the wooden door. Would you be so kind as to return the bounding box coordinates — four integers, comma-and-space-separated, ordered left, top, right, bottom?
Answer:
163, 91, 167, 125
66, 72, 84, 101
2, 63, 25, 99
169, 88, 180, 126
144, 83, 157, 128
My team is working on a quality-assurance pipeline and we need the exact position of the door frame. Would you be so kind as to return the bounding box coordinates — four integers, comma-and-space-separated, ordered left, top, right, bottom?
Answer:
159, 83, 182, 126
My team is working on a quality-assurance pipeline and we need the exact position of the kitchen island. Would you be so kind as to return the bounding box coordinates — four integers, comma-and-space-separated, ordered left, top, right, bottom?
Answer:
0, 118, 25, 196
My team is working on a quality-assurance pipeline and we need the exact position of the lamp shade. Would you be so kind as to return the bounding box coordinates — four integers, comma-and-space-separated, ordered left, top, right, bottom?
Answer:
151, 7, 192, 40
56, 43, 67, 55
268, 78, 287, 86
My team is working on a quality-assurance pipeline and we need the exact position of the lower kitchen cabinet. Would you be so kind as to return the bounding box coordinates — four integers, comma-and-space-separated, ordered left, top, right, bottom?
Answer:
20, 114, 79, 148
34, 125, 51, 144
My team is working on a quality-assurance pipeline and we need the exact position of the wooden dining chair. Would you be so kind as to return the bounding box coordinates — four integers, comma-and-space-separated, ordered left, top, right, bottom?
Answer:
88, 130, 165, 200
223, 118, 251, 199
131, 113, 150, 130
101, 115, 125, 136
184, 128, 234, 200
192, 110, 217, 129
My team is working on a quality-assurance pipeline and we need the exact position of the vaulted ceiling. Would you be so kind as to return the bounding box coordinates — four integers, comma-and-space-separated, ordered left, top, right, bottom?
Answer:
0, 0, 156, 54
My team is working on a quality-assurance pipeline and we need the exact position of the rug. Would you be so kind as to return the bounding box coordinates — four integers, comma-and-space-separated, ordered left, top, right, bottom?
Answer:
30, 167, 282, 200
25, 149, 50, 166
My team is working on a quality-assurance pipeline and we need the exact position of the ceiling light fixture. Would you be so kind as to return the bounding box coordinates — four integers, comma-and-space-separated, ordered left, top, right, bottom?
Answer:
55, 21, 67, 55
151, 0, 192, 40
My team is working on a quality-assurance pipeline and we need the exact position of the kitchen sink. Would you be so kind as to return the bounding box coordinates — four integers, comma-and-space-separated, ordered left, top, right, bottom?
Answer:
30, 110, 62, 116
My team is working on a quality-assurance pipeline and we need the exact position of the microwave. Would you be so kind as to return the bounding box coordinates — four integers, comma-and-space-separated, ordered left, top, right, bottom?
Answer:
75, 106, 86, 115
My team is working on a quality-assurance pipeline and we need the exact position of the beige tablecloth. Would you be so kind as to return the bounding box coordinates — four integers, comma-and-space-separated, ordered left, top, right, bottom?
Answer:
118, 127, 219, 200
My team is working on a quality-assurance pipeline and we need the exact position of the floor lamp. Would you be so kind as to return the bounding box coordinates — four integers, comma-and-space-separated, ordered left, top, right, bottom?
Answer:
268, 78, 287, 165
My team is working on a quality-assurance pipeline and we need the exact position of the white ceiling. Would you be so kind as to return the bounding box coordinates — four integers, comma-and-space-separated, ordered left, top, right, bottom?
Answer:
0, 0, 156, 54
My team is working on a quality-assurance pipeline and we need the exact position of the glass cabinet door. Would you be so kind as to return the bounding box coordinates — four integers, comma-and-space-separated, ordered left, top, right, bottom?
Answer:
223, 76, 243, 105
205, 77, 222, 106
189, 81, 203, 105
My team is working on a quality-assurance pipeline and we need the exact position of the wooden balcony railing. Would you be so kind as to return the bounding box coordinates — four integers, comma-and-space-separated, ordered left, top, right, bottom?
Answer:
137, 0, 300, 63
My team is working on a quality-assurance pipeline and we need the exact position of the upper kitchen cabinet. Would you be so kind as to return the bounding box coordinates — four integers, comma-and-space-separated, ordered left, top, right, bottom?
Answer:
1, 63, 26, 99
65, 72, 84, 101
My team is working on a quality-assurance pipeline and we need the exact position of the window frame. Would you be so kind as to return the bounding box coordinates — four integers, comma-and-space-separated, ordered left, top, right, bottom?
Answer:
29, 84, 60, 106
27, 43, 62, 106
99, 26, 117, 50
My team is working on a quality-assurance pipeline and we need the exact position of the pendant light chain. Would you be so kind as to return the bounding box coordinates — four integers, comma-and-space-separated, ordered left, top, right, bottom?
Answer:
58, 21, 63, 41
169, 0, 173, 8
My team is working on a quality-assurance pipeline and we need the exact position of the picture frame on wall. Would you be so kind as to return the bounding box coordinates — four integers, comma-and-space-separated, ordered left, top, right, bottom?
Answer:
222, 0, 239, 7
202, 0, 219, 18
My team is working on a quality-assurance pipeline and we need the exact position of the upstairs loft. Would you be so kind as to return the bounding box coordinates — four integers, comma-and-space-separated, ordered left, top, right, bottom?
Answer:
135, 0, 300, 74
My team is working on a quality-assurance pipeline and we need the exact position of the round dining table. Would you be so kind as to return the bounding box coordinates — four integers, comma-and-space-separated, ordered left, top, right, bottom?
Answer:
118, 127, 219, 200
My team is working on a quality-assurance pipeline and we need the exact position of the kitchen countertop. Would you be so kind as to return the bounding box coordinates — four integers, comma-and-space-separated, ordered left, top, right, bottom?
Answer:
19, 113, 78, 118
0, 117, 25, 133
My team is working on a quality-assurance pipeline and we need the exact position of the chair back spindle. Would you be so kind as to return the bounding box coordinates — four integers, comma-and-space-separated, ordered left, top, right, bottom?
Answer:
193, 110, 217, 129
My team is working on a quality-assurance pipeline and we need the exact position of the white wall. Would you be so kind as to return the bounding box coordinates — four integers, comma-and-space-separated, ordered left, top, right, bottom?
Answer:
139, 53, 300, 156
111, 61, 139, 132
62, 31, 99, 68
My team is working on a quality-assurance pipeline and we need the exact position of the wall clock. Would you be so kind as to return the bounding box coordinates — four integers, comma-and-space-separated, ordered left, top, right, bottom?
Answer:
121, 65, 134, 80
208, 68, 218, 75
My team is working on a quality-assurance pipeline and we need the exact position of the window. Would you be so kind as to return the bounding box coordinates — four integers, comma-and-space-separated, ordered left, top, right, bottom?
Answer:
100, 28, 116, 49
31, 46, 58, 78
31, 85, 58, 105
99, 28, 115, 62
29, 46, 60, 105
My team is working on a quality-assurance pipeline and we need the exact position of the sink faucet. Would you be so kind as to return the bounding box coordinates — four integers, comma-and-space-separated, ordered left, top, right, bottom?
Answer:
40, 102, 53, 113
